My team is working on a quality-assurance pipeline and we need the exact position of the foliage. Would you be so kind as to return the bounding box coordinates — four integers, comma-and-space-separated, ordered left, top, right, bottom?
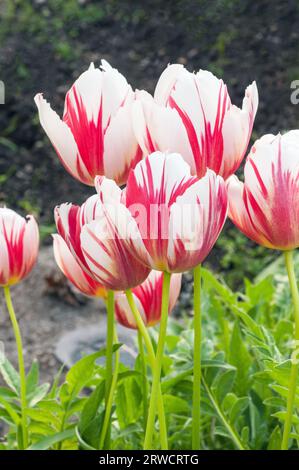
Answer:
0, 266, 298, 450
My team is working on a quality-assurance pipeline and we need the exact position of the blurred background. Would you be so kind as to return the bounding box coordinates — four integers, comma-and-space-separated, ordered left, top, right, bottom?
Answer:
0, 0, 299, 379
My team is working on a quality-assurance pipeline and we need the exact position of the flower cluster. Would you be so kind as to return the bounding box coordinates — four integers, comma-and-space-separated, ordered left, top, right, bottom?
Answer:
2, 59, 299, 451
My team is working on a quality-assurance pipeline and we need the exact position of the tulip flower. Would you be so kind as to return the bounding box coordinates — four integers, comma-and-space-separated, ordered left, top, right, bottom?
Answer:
115, 271, 182, 329
52, 234, 106, 298
124, 151, 228, 273
227, 132, 299, 250
35, 60, 142, 186
227, 130, 299, 450
0, 207, 39, 449
133, 64, 258, 179
80, 177, 151, 292
0, 208, 39, 286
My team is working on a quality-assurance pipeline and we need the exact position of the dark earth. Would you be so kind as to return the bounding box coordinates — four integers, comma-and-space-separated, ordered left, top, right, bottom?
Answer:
0, 0, 299, 384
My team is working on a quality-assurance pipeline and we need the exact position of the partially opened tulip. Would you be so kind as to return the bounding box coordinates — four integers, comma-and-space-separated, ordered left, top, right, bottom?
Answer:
79, 177, 151, 291
0, 207, 39, 449
227, 132, 299, 250
35, 60, 142, 186
53, 234, 106, 298
133, 64, 258, 179
227, 130, 299, 450
115, 271, 182, 329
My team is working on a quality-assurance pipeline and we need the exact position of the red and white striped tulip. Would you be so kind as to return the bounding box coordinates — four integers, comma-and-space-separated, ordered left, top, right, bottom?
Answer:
53, 234, 106, 298
133, 64, 258, 180
115, 271, 182, 329
66, 177, 150, 290
54, 195, 101, 272
122, 151, 228, 273
227, 131, 299, 250
0, 208, 39, 286
35, 60, 142, 186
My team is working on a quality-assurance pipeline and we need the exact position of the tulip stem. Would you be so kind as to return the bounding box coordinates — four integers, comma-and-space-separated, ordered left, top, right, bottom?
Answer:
281, 250, 299, 450
104, 290, 115, 449
143, 271, 171, 450
192, 263, 201, 450
3, 286, 28, 449
99, 330, 119, 450
125, 289, 168, 450
138, 330, 148, 432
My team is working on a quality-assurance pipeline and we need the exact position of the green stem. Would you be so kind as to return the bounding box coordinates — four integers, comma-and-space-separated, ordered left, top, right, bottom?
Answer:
202, 375, 245, 450
99, 330, 119, 450
103, 290, 115, 450
125, 290, 168, 450
192, 263, 201, 450
281, 250, 299, 450
143, 271, 171, 450
138, 330, 148, 432
3, 286, 28, 449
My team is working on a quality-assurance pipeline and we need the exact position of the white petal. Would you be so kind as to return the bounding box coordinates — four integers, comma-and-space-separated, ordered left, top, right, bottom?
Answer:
34, 93, 89, 181
154, 64, 185, 105
103, 100, 141, 185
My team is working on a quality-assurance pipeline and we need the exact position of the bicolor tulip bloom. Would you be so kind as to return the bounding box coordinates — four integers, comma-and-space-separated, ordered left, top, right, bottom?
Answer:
53, 234, 106, 298
80, 178, 151, 291
133, 64, 258, 179
124, 151, 228, 272
35, 60, 142, 186
227, 131, 299, 250
115, 271, 182, 329
0, 208, 39, 286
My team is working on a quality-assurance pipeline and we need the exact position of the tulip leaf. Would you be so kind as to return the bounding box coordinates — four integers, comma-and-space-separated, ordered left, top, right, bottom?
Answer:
28, 428, 76, 450
0, 356, 20, 394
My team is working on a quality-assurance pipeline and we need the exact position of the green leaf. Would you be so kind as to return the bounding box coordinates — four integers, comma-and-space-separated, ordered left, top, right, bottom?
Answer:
0, 386, 17, 400
0, 396, 20, 425
28, 428, 76, 450
26, 361, 39, 396
28, 383, 50, 408
79, 412, 104, 450
272, 411, 299, 424
163, 395, 190, 415
66, 346, 121, 398
0, 356, 20, 393
267, 425, 282, 450
213, 369, 236, 404
229, 397, 250, 424
78, 381, 105, 435
228, 322, 252, 395
26, 408, 60, 428
161, 368, 193, 392
75, 426, 96, 450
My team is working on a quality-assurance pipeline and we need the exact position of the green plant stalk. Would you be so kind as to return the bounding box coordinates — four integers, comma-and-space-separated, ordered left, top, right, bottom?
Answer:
138, 330, 148, 432
125, 290, 168, 450
99, 330, 119, 450
281, 250, 299, 450
143, 271, 171, 450
104, 290, 115, 449
192, 263, 201, 449
202, 375, 245, 450
3, 286, 28, 449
